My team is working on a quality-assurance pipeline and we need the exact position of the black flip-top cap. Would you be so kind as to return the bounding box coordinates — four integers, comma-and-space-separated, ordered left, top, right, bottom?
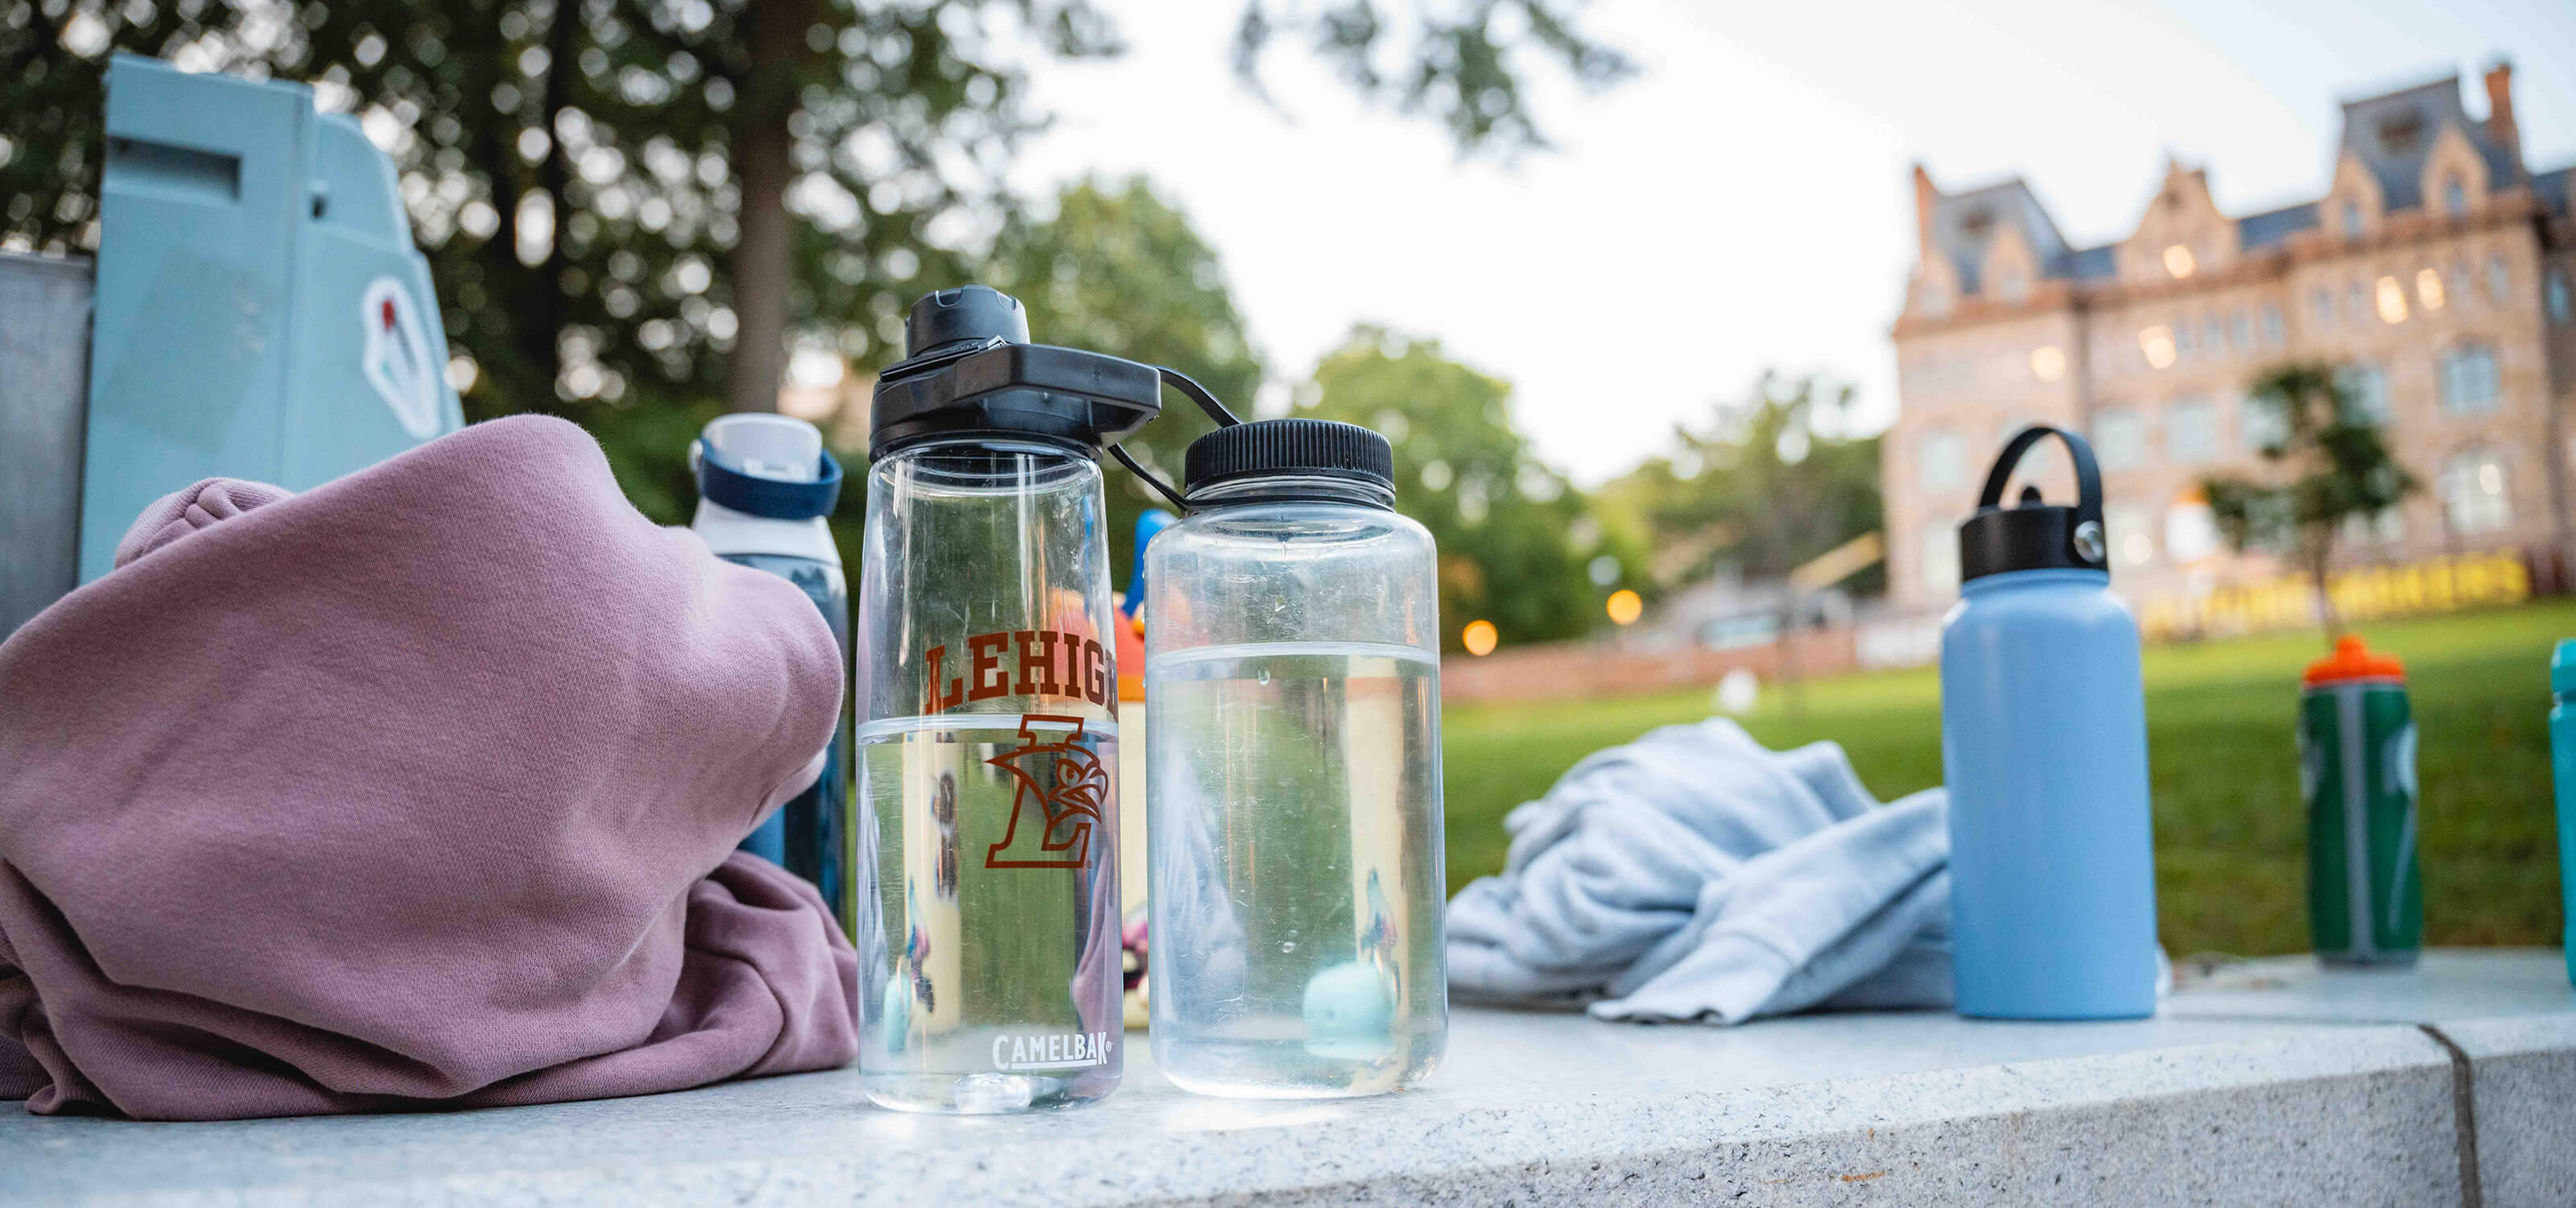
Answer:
869, 285, 1161, 458
1184, 419, 1396, 508
1958, 424, 2111, 581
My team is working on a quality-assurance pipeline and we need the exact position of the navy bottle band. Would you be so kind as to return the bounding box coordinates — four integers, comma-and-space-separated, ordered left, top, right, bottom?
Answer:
696, 442, 844, 520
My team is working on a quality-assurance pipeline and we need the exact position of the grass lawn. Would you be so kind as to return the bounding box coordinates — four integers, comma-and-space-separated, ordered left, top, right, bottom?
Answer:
1441, 600, 2576, 958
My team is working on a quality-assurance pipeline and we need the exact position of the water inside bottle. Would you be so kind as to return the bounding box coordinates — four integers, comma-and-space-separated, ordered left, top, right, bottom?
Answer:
856, 715, 1123, 1113
1146, 640, 1447, 1098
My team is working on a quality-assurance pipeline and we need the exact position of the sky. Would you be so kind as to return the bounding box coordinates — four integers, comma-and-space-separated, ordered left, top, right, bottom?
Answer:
1005, 0, 2576, 485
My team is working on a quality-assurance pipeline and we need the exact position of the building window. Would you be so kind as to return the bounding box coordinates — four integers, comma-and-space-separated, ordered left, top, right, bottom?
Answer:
2347, 283, 2368, 325
2549, 270, 2570, 323
1998, 269, 2028, 304
2488, 257, 2510, 304
1920, 521, 1960, 594
2107, 503, 2154, 566
2174, 321, 2197, 361
2341, 200, 2363, 238
2376, 275, 2409, 324
2231, 311, 2252, 351
2443, 177, 2467, 217
2261, 304, 2285, 347
2311, 288, 2334, 328
2438, 345, 2500, 415
1921, 279, 1950, 316
1920, 430, 1967, 490
2439, 448, 2511, 534
2417, 267, 2446, 311
2342, 507, 2405, 548
2164, 244, 2196, 278
2242, 392, 2290, 453
2139, 325, 2177, 370
2450, 261, 2471, 306
2165, 397, 2219, 462
2204, 318, 2228, 356
2337, 363, 2392, 426
2166, 497, 2221, 564
2095, 407, 2149, 469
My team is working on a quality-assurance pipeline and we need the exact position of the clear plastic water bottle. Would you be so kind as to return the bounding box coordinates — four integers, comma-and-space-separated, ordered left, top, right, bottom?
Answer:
1143, 419, 1448, 1098
853, 286, 1161, 1113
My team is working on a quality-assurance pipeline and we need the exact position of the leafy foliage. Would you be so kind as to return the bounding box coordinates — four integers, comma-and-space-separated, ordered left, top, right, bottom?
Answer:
1302, 326, 1614, 651
1232, 0, 1633, 153
2202, 361, 2419, 635
983, 175, 1265, 582
1607, 373, 1884, 594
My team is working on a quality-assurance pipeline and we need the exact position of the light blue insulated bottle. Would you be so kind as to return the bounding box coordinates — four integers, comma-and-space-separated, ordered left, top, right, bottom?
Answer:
1940, 425, 2157, 1020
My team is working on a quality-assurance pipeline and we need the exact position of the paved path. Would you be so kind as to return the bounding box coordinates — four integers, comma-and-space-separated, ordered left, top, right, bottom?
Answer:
5, 949, 2569, 1206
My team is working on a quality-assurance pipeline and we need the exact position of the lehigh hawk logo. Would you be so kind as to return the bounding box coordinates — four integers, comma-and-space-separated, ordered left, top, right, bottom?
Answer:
984, 715, 1107, 870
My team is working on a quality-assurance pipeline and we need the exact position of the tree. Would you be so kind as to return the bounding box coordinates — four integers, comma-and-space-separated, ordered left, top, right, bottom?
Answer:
2203, 361, 2419, 639
982, 174, 1265, 584
1613, 373, 1883, 594
1302, 326, 1609, 652
2, 0, 1628, 429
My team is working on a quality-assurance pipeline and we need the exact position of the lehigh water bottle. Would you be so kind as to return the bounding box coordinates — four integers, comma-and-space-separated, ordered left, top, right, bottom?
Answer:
853, 286, 1160, 1112
1145, 419, 1447, 1098
1940, 425, 2157, 1020
688, 414, 851, 931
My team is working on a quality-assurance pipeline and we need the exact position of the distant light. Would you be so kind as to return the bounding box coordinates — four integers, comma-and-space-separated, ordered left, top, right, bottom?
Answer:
2163, 244, 2196, 278
2030, 345, 2066, 383
1462, 620, 1499, 656
2140, 325, 2177, 370
445, 354, 479, 393
2376, 276, 2409, 324
2417, 268, 2446, 311
1587, 553, 1622, 587
1605, 590, 1643, 626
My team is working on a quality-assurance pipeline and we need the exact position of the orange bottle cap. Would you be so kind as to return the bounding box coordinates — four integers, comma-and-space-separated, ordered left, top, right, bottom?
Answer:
2303, 633, 2404, 686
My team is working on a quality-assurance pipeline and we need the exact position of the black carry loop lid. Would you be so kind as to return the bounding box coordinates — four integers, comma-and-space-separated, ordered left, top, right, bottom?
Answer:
869, 285, 1165, 459
1959, 424, 2110, 581
1183, 419, 1397, 510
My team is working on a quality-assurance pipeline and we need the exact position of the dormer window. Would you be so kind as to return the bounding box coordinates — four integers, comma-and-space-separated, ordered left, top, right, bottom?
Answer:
2163, 244, 2196, 278
1997, 269, 2028, 304
2376, 111, 2424, 155
2341, 200, 2363, 240
2443, 177, 2467, 217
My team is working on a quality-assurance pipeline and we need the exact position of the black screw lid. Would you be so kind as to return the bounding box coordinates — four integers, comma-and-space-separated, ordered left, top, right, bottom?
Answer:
1958, 424, 2111, 581
1183, 419, 1396, 508
869, 285, 1162, 459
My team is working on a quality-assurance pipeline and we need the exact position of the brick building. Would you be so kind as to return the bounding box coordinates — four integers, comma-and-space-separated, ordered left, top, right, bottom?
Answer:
1884, 65, 2576, 618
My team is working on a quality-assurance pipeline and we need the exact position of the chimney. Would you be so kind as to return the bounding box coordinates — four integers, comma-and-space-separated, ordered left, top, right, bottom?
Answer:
2485, 60, 2522, 168
1912, 163, 1939, 260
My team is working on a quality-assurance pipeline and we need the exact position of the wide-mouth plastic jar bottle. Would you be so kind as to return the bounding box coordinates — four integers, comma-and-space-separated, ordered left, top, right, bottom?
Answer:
1143, 419, 1447, 1098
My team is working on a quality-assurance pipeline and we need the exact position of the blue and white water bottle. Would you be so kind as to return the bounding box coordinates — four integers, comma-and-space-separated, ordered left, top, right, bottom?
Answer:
691, 414, 852, 929
1940, 425, 2157, 1020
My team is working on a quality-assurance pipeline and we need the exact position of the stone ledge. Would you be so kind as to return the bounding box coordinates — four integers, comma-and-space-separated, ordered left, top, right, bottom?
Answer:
4, 950, 2568, 1206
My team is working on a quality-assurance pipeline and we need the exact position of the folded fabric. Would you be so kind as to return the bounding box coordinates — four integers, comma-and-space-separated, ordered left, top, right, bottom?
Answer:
0, 416, 855, 1119
1447, 718, 1953, 1023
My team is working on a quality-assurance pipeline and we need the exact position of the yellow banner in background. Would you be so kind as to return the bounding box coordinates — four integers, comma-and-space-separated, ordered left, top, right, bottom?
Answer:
2140, 552, 2531, 640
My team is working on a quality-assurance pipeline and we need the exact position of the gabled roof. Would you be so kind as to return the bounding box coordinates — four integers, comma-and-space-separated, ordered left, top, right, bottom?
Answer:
2535, 166, 2574, 217
1922, 74, 2566, 303
1928, 178, 2069, 293
2336, 75, 2521, 210
2237, 202, 2318, 250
